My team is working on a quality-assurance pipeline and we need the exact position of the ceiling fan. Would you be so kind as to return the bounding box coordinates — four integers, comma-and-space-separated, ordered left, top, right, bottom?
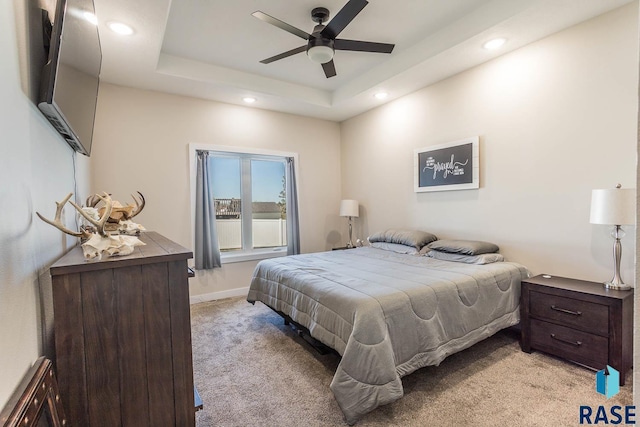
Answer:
252, 0, 395, 78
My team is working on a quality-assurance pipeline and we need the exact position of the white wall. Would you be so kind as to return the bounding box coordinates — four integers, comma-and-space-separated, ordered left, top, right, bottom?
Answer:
91, 84, 342, 298
341, 3, 638, 285
0, 0, 90, 410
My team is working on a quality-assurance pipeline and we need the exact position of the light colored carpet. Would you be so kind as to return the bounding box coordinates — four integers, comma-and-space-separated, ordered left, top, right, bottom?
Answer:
191, 297, 632, 427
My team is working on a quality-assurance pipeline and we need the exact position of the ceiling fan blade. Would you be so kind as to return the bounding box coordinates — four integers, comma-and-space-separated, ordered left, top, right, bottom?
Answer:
322, 60, 337, 78
334, 39, 394, 54
260, 46, 307, 64
252, 11, 311, 40
321, 0, 368, 39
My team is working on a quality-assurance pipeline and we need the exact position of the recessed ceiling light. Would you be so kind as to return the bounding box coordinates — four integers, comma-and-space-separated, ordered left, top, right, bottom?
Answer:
483, 38, 506, 50
374, 92, 388, 100
243, 97, 257, 104
83, 12, 98, 26
107, 21, 134, 35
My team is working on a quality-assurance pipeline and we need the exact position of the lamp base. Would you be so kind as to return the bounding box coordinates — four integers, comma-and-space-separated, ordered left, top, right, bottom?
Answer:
602, 226, 632, 291
603, 282, 632, 291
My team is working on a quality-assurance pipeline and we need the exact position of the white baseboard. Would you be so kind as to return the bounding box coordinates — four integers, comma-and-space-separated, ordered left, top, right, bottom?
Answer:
189, 286, 249, 305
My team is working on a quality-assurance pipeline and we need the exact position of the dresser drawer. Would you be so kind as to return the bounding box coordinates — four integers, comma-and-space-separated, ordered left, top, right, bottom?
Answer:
530, 318, 608, 369
529, 291, 608, 336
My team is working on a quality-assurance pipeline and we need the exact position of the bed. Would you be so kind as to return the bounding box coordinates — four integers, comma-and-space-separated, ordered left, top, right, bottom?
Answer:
247, 235, 529, 424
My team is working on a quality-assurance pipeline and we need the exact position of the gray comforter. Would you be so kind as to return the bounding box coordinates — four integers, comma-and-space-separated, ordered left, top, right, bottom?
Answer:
247, 247, 529, 424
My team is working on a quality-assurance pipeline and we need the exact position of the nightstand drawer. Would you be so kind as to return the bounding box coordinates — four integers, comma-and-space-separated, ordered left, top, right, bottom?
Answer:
530, 291, 608, 336
530, 319, 608, 369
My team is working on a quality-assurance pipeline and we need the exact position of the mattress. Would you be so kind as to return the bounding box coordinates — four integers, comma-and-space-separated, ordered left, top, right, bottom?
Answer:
247, 247, 529, 424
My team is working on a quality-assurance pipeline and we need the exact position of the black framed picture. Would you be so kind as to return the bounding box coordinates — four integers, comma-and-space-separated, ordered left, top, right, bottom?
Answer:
414, 136, 479, 192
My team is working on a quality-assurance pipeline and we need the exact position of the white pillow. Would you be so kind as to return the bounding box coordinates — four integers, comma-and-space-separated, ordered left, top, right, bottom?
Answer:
426, 250, 504, 264
370, 242, 419, 255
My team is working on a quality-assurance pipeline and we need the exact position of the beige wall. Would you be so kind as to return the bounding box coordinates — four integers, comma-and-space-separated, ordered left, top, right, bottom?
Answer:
341, 4, 638, 285
0, 0, 91, 409
91, 84, 342, 298
3, 0, 638, 413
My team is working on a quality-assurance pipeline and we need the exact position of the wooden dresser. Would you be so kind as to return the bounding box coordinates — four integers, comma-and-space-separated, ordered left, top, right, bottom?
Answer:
520, 274, 633, 385
49, 232, 195, 426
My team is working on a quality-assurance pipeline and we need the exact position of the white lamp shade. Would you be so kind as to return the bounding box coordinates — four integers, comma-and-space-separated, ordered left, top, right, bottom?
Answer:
340, 200, 359, 218
590, 188, 636, 225
307, 45, 334, 64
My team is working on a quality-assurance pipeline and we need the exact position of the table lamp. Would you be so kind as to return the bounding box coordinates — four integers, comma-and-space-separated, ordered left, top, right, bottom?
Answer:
589, 184, 636, 290
340, 200, 359, 248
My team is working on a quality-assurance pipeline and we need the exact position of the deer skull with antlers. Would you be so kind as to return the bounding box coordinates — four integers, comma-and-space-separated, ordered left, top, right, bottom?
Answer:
37, 193, 145, 260
85, 191, 146, 235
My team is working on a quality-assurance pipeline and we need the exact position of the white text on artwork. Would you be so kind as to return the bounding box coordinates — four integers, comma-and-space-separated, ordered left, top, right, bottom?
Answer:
423, 155, 468, 179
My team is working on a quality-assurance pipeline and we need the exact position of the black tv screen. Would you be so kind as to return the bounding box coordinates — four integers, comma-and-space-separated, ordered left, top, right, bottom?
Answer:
38, 0, 101, 156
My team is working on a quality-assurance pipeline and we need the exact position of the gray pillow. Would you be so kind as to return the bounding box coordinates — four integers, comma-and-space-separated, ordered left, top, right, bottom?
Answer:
427, 250, 504, 264
428, 239, 499, 255
368, 229, 438, 249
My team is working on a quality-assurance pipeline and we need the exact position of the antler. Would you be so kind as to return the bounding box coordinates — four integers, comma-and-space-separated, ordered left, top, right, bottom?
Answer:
37, 193, 114, 238
36, 193, 92, 239
129, 191, 145, 219
85, 191, 143, 221
71, 193, 113, 237
85, 193, 105, 208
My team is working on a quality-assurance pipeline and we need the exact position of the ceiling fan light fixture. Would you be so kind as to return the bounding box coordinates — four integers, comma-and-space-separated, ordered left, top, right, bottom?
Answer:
307, 45, 334, 64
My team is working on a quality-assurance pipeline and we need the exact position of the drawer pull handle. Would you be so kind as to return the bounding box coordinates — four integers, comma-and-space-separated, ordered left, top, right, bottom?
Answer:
550, 305, 582, 316
550, 333, 582, 347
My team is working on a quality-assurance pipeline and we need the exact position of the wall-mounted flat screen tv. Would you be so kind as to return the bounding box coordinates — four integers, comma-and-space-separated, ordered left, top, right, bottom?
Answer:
38, 0, 101, 156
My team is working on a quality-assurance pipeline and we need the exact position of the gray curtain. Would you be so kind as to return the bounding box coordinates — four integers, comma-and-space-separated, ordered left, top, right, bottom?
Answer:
195, 150, 221, 269
285, 157, 300, 255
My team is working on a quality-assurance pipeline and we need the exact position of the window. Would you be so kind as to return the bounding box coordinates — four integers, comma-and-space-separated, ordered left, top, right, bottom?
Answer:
190, 145, 298, 264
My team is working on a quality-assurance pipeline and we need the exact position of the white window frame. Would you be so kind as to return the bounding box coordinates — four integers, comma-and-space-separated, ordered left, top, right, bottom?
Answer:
189, 143, 299, 264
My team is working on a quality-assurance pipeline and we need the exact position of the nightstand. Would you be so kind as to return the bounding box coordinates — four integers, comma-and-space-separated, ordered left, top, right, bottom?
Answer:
520, 274, 633, 385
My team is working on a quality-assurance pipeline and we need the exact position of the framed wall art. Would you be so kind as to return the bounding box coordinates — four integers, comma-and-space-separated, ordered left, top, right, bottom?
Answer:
414, 136, 479, 192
